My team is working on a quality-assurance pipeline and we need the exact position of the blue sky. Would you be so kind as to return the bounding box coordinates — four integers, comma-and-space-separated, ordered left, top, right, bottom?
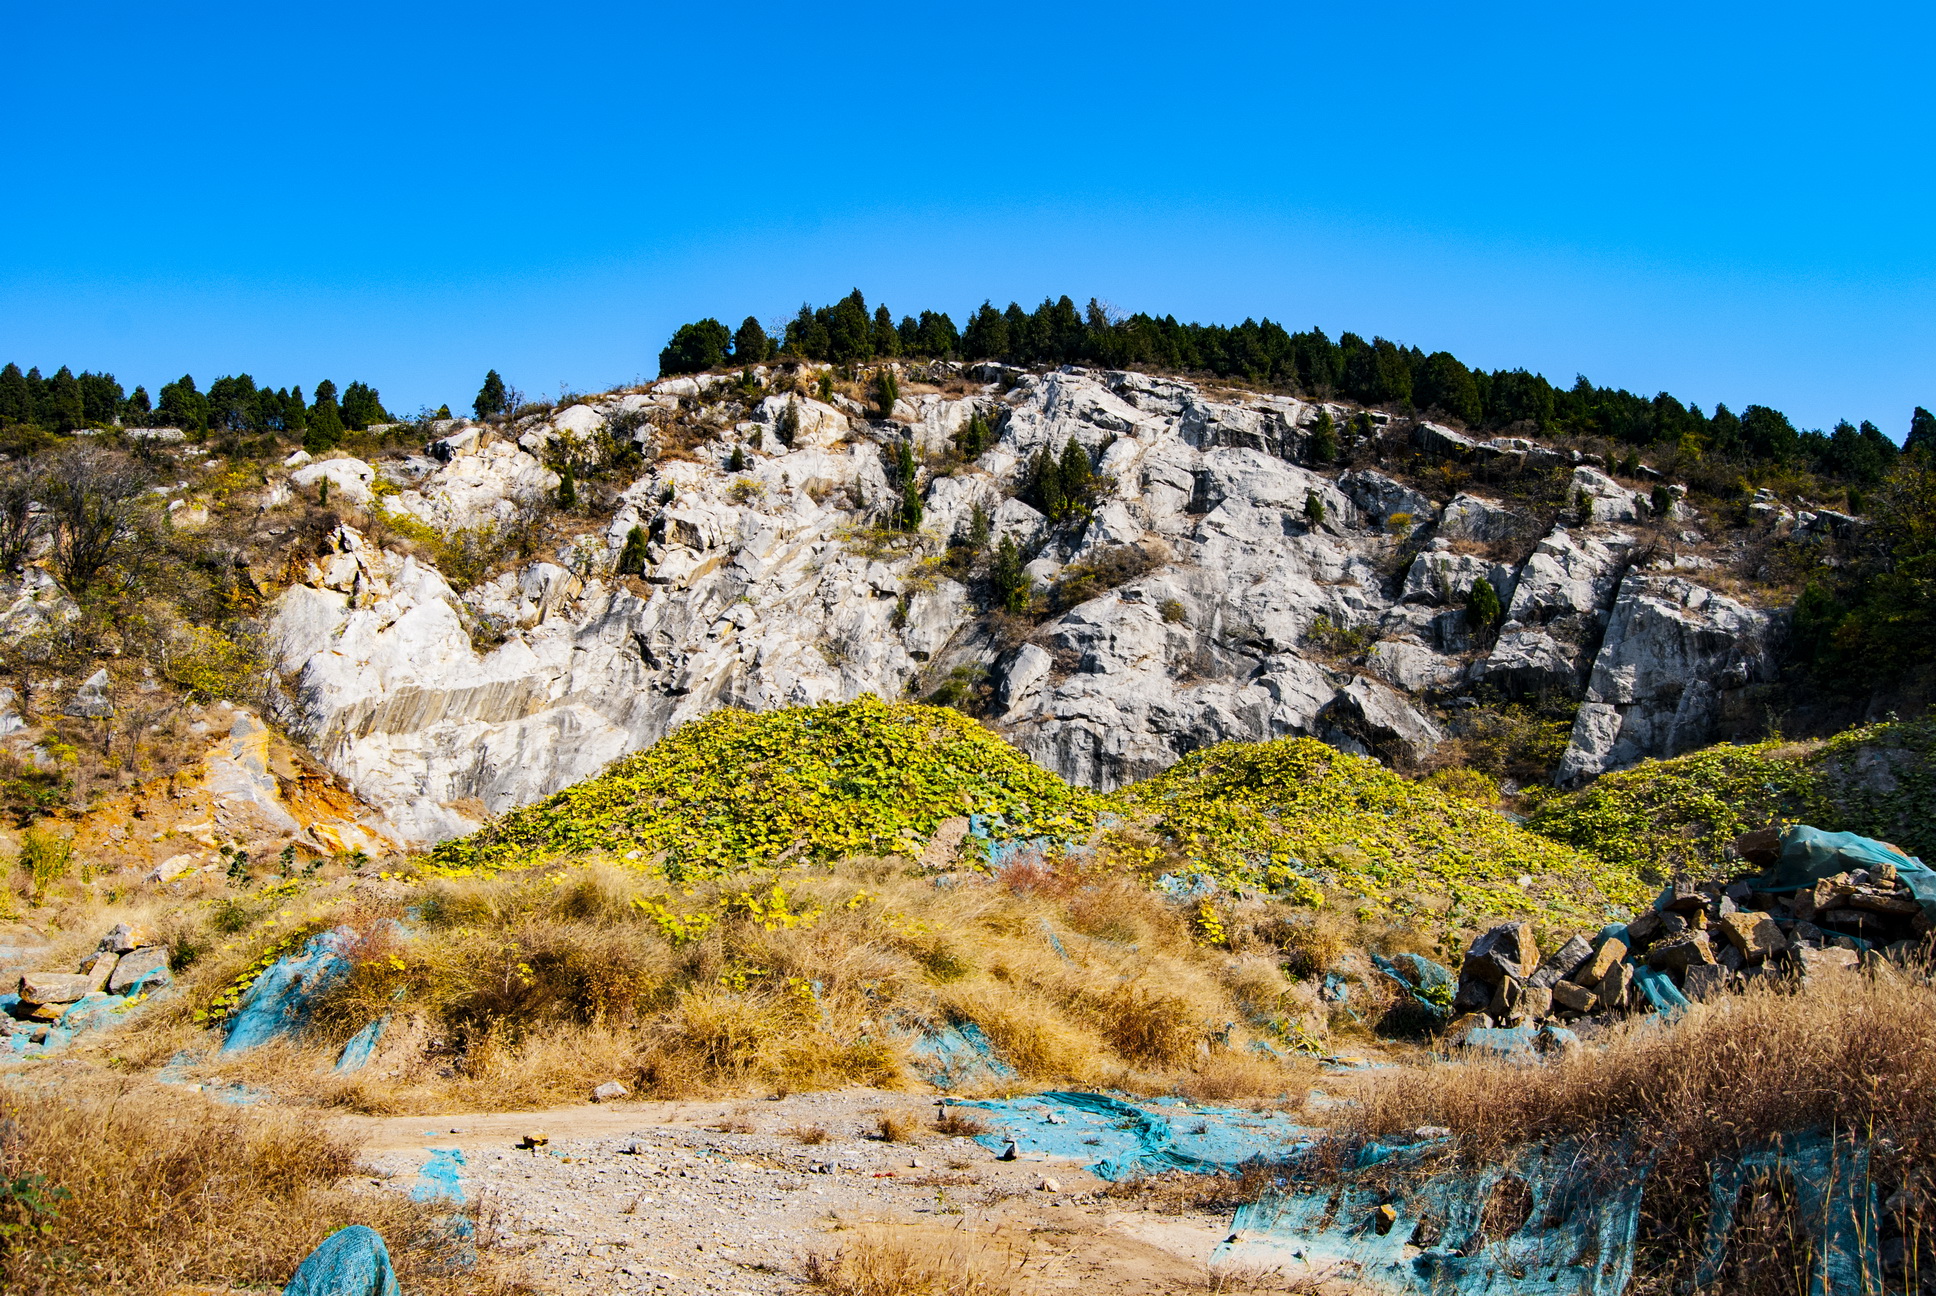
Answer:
3, 1, 1931, 434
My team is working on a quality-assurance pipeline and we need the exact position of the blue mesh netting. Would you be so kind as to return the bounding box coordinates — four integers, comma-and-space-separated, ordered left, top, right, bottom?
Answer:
909, 1021, 1016, 1090
282, 1225, 401, 1296
334, 1019, 384, 1073
223, 927, 356, 1053
957, 1091, 1318, 1181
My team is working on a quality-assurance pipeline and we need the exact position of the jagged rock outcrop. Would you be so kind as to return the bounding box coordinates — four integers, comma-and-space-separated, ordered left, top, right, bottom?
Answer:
266, 364, 1783, 842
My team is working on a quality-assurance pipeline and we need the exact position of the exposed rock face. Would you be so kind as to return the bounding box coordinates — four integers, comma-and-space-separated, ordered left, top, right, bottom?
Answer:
267, 366, 1782, 842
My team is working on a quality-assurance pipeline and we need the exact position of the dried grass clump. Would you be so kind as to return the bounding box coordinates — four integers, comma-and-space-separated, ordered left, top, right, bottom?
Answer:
0, 1076, 523, 1296
1340, 969, 1936, 1288
804, 1226, 1030, 1296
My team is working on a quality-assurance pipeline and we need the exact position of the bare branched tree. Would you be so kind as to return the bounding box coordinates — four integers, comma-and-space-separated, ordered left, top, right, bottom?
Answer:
0, 461, 46, 573
45, 444, 151, 592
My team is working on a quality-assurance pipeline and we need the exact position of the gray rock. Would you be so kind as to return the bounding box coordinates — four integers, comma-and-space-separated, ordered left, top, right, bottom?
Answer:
1528, 934, 1594, 989
19, 972, 93, 1005
64, 668, 113, 719
1472, 629, 1579, 697
107, 945, 170, 994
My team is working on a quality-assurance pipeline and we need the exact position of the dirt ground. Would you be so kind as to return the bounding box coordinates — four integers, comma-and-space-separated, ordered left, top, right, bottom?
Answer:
339, 1089, 1250, 1295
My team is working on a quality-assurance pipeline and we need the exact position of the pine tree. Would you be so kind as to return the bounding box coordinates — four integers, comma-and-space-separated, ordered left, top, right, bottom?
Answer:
871, 305, 900, 358
874, 368, 900, 419
728, 445, 747, 472
0, 364, 31, 425
893, 439, 917, 486
1058, 437, 1092, 506
1308, 409, 1338, 463
776, 398, 800, 447
305, 388, 343, 453
1466, 577, 1502, 635
616, 524, 650, 576
1303, 490, 1326, 529
898, 479, 923, 532
816, 372, 835, 403
733, 316, 771, 364
966, 503, 991, 553
435, 404, 452, 419
1908, 407, 1936, 459
1030, 447, 1066, 519
993, 535, 1029, 614
557, 462, 577, 509
474, 370, 507, 420
954, 413, 990, 459
659, 319, 730, 375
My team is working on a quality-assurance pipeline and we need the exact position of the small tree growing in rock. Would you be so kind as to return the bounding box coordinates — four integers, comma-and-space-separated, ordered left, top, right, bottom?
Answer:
1466, 576, 1503, 638
992, 536, 1029, 615
1308, 409, 1338, 464
874, 369, 899, 419
557, 462, 577, 510
776, 398, 800, 447
898, 478, 923, 532
727, 445, 747, 472
1304, 490, 1327, 529
616, 525, 649, 576
474, 370, 508, 420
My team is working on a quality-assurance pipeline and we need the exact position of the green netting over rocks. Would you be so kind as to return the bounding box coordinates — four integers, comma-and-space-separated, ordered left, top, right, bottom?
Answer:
1103, 737, 1646, 926
428, 697, 1104, 879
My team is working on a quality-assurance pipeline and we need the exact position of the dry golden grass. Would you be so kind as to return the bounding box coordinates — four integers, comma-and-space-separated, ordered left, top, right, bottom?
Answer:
875, 1110, 922, 1143
0, 1076, 526, 1296
804, 1225, 1033, 1296
1336, 968, 1936, 1290
92, 852, 1333, 1112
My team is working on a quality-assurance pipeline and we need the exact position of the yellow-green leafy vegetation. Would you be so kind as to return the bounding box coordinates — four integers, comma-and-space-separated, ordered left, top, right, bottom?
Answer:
429, 696, 1103, 880
1104, 737, 1647, 929
1526, 714, 1936, 883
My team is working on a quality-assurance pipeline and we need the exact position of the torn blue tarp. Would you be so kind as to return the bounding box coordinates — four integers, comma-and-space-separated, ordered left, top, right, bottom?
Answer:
1218, 1141, 1646, 1296
1629, 964, 1690, 1016
1694, 1130, 1880, 1293
411, 1147, 468, 1204
959, 1091, 1318, 1181
223, 927, 356, 1053
909, 1020, 1016, 1090
1753, 826, 1936, 921
283, 1225, 401, 1296
334, 1019, 384, 1073
1371, 952, 1454, 1020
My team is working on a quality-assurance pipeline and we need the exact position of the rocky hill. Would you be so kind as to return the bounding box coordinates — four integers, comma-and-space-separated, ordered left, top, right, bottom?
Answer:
259, 361, 1787, 845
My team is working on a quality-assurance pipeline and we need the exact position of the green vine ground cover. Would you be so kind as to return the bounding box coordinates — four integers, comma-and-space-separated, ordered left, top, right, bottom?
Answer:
1527, 714, 1936, 883
428, 698, 1657, 932
1103, 737, 1645, 929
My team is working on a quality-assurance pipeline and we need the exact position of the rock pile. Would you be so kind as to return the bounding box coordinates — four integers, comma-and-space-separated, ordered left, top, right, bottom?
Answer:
2, 923, 172, 1049
1446, 829, 1930, 1042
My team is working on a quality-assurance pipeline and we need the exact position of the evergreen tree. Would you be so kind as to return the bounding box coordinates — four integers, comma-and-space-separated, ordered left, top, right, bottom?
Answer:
1057, 437, 1092, 507
44, 367, 82, 432
206, 374, 257, 432
917, 310, 960, 358
435, 404, 452, 419
306, 379, 344, 451
732, 316, 770, 364
658, 319, 730, 375
474, 370, 508, 420
340, 381, 386, 430
1028, 446, 1065, 519
0, 364, 29, 425
891, 439, 917, 486
1308, 409, 1338, 463
1466, 577, 1502, 635
992, 535, 1029, 614
874, 368, 899, 418
616, 524, 650, 576
157, 374, 209, 431
727, 445, 747, 472
1908, 407, 1936, 458
284, 387, 307, 435
871, 305, 900, 358
826, 290, 873, 363
123, 385, 151, 423
557, 461, 577, 509
954, 412, 990, 459
77, 372, 123, 425
776, 398, 800, 447
816, 371, 835, 403
898, 478, 923, 532
961, 301, 1009, 360
1303, 490, 1326, 529
965, 503, 991, 553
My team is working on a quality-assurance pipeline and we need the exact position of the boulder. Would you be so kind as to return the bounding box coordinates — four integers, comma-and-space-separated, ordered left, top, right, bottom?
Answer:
100, 923, 151, 954
64, 668, 113, 719
108, 945, 171, 994
1550, 980, 1596, 1013
1471, 629, 1578, 697
1682, 964, 1729, 1002
1527, 935, 1594, 990
82, 952, 117, 992
591, 1080, 630, 1103
1716, 910, 1786, 962
19, 972, 93, 1005
1462, 921, 1539, 985
290, 458, 376, 506
1436, 493, 1528, 544
1594, 962, 1633, 1012
1571, 937, 1628, 985
1647, 932, 1716, 971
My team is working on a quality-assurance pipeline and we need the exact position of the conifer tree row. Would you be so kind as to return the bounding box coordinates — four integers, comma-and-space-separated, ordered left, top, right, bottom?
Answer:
657, 290, 1925, 485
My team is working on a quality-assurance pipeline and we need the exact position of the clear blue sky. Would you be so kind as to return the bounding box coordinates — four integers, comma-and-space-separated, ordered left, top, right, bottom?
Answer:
3, 1, 1931, 434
